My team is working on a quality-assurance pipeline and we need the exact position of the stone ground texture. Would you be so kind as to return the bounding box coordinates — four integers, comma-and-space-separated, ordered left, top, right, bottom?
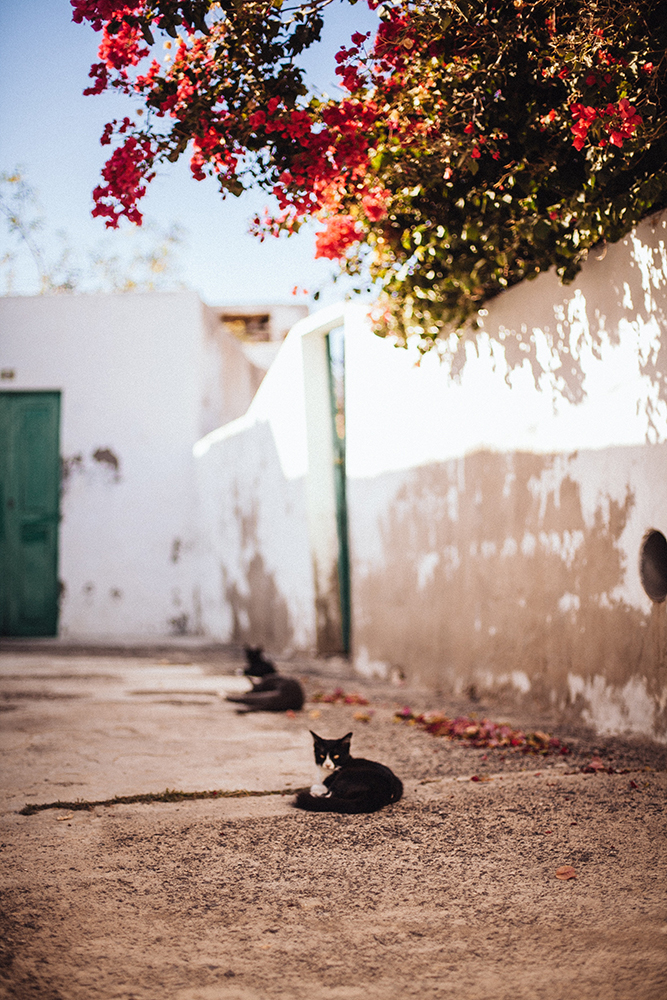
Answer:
0, 643, 666, 1000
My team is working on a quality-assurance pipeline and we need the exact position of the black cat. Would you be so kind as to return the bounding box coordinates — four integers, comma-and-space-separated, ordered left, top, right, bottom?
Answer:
294, 731, 403, 814
225, 646, 305, 713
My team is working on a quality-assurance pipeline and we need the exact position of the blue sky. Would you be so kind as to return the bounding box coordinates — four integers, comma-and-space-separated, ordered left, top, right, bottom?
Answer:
0, 0, 379, 306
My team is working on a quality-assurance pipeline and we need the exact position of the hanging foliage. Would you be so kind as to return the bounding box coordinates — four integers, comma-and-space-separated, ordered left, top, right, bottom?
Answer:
73, 0, 667, 351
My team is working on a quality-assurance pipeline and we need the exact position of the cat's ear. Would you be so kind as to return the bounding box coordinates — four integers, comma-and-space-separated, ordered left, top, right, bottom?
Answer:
342, 732, 353, 744
309, 730, 322, 742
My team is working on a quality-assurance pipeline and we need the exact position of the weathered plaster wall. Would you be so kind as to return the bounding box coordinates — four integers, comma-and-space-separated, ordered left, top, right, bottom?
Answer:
194, 321, 316, 653
344, 212, 667, 741
195, 421, 314, 652
199, 303, 265, 437
349, 447, 667, 739
0, 291, 262, 638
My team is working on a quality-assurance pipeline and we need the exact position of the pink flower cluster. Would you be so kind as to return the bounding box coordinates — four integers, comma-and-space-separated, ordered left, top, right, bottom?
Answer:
314, 215, 363, 260
82, 7, 148, 94
74, 0, 651, 259
92, 134, 155, 227
71, 0, 135, 31
571, 98, 642, 151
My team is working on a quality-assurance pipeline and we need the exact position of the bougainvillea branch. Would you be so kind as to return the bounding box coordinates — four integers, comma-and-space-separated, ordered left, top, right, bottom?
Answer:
74, 0, 667, 353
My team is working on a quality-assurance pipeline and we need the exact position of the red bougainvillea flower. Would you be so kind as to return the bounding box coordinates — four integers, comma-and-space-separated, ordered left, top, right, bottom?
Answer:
92, 132, 155, 227
71, 0, 662, 354
570, 103, 598, 150
314, 215, 363, 259
99, 17, 148, 70
361, 189, 389, 221
71, 0, 131, 31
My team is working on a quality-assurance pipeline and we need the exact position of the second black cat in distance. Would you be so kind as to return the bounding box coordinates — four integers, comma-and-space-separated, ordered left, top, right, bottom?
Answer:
225, 645, 305, 713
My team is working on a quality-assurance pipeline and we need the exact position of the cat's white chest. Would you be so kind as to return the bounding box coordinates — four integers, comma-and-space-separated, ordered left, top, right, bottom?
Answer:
310, 758, 336, 797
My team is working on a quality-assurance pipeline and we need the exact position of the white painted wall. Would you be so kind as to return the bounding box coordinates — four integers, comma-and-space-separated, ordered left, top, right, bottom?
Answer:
0, 291, 262, 638
344, 213, 667, 618
342, 213, 667, 740
192, 212, 667, 740
194, 307, 345, 653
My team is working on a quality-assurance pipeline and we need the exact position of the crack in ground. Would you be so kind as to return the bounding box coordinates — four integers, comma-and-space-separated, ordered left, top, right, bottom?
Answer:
19, 786, 305, 815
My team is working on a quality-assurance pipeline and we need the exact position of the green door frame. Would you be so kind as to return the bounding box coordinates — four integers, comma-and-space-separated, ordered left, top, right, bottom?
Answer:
0, 391, 61, 636
326, 326, 351, 655
301, 309, 351, 656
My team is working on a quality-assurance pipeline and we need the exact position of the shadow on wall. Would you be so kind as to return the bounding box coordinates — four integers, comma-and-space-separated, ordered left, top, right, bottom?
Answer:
196, 408, 316, 653
353, 447, 666, 737
452, 213, 667, 429
224, 510, 294, 653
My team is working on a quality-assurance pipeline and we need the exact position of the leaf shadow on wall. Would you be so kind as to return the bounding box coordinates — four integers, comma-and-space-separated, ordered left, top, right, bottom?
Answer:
448, 214, 667, 432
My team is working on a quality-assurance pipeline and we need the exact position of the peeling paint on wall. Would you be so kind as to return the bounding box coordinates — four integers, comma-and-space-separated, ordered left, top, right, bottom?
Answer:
225, 551, 293, 652
60, 454, 84, 495
351, 446, 667, 740
355, 645, 389, 680
312, 561, 344, 656
567, 672, 659, 737
89, 447, 122, 485
195, 411, 316, 651
92, 447, 120, 471
169, 613, 190, 636
221, 501, 294, 651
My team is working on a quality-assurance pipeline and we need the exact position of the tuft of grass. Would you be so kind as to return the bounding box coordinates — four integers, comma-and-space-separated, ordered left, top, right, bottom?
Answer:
19, 786, 306, 816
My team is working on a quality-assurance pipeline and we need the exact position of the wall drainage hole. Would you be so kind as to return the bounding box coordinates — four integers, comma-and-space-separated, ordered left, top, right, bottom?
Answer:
639, 529, 667, 603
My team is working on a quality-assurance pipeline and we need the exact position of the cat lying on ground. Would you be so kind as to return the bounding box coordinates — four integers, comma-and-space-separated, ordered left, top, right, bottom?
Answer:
225, 645, 305, 713
294, 731, 403, 814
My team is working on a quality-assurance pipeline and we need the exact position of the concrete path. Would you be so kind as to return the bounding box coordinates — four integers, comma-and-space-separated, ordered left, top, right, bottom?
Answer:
0, 648, 316, 817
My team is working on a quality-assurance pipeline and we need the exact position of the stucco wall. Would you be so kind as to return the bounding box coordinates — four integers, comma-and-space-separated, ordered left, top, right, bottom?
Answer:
0, 291, 262, 638
345, 212, 667, 741
166, 213, 667, 741
194, 321, 316, 653
199, 303, 265, 437
349, 447, 666, 736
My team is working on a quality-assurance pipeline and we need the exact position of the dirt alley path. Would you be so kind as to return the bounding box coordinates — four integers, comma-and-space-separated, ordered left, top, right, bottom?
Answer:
1, 646, 666, 1000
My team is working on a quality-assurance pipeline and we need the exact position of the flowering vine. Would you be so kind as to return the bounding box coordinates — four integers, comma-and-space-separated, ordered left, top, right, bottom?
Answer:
73, 0, 667, 352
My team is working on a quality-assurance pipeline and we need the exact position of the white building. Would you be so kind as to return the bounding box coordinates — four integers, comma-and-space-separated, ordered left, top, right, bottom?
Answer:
2, 214, 667, 741
0, 291, 305, 638
195, 213, 667, 742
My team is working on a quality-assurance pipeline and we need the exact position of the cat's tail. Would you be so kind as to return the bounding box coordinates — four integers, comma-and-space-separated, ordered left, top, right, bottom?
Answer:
293, 790, 392, 814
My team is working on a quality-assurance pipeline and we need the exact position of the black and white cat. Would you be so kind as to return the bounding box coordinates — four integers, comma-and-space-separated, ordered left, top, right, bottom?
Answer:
225, 646, 305, 713
294, 731, 403, 814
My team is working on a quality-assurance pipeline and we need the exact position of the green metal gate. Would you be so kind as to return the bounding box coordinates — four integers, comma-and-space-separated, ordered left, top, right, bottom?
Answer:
0, 392, 61, 636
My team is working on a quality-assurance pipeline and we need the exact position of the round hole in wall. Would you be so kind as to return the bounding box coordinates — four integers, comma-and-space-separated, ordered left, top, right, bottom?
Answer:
639, 529, 667, 603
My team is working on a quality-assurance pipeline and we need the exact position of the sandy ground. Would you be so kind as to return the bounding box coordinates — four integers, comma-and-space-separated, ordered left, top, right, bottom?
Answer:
1, 645, 666, 1000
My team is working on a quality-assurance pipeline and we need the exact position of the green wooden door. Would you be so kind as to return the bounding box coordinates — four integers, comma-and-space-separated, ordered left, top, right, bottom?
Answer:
0, 392, 61, 636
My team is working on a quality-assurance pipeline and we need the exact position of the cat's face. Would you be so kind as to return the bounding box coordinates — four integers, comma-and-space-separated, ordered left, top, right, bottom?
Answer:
310, 731, 353, 770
